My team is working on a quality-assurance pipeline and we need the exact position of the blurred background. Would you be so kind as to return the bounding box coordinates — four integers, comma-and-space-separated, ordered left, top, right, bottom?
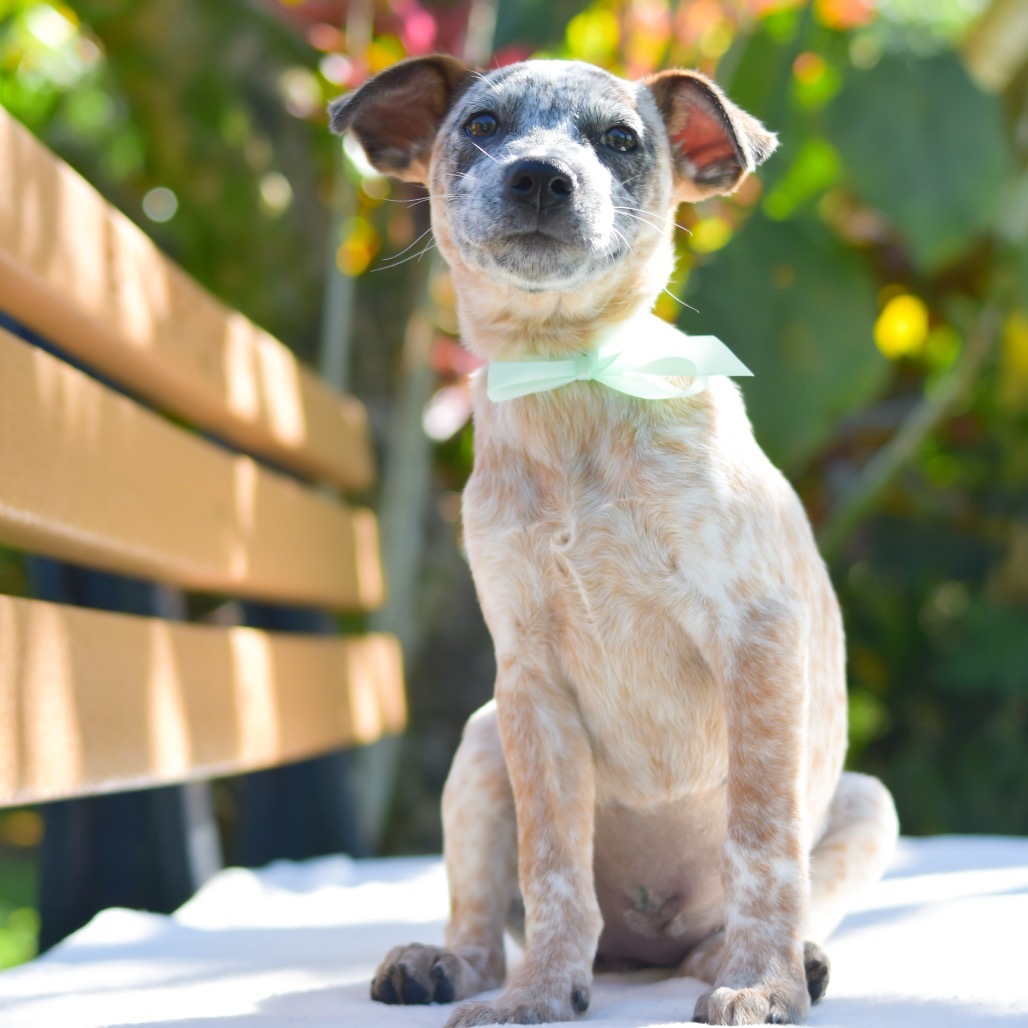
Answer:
0, 0, 1026, 970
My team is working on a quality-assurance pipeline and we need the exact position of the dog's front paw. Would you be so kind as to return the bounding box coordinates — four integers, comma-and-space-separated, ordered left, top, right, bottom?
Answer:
371, 943, 483, 1005
445, 984, 590, 1027
693, 981, 810, 1026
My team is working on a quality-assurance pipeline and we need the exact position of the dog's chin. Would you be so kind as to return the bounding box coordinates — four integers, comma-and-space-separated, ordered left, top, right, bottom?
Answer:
465, 232, 625, 294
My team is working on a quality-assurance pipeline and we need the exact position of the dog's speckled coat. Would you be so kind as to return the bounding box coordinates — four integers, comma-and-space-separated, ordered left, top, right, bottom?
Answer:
331, 56, 898, 1027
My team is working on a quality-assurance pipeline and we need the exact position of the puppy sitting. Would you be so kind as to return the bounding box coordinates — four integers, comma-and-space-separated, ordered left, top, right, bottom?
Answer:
330, 57, 898, 1027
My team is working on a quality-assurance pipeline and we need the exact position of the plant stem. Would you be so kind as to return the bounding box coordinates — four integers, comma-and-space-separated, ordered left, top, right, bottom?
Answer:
818, 301, 1002, 560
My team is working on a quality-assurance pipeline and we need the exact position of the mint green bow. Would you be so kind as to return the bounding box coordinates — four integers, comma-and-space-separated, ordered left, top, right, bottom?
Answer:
486, 312, 752, 402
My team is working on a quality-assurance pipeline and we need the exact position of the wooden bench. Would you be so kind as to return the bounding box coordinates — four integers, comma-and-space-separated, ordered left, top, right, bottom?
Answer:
0, 106, 404, 947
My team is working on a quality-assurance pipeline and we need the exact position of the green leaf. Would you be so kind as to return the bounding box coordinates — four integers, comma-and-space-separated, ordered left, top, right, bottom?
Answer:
719, 23, 801, 186
828, 53, 1011, 271
762, 136, 841, 220
685, 213, 886, 471
935, 599, 1028, 698
1018, 240, 1028, 311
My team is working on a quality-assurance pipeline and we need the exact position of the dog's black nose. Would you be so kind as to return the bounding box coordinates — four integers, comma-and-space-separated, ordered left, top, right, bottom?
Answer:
505, 160, 576, 209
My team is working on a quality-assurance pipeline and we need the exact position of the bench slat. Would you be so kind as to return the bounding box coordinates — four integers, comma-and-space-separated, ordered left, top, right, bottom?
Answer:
0, 327, 384, 610
0, 108, 373, 492
0, 594, 405, 806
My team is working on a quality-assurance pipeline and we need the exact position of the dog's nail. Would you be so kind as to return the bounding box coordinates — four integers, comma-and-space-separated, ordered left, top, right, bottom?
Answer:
571, 986, 590, 1013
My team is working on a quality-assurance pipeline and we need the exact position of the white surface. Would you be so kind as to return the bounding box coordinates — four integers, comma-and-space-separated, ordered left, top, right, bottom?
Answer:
1, 836, 1026, 1027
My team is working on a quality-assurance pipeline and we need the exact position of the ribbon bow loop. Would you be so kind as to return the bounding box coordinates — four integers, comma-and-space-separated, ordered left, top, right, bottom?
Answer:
486, 312, 751, 403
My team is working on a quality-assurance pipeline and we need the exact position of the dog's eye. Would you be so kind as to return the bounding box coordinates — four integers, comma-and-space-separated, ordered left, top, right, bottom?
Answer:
602, 126, 638, 153
466, 113, 499, 138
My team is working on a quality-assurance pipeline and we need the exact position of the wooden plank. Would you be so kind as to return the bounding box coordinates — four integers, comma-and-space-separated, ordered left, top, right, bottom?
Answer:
0, 327, 384, 609
0, 107, 373, 492
0, 595, 405, 806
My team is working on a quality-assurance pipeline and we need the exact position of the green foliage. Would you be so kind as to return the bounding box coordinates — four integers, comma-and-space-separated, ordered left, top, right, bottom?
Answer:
0, 906, 37, 969
690, 212, 886, 471
829, 53, 1010, 271
0, 850, 37, 970
938, 597, 1028, 698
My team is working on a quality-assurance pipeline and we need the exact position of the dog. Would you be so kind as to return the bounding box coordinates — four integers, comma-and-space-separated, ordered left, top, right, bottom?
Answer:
330, 56, 898, 1027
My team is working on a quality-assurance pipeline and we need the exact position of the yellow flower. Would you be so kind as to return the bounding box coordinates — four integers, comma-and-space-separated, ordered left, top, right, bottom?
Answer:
874, 294, 929, 359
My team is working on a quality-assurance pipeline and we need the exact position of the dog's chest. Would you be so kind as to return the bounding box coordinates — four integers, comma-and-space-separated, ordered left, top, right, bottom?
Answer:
545, 468, 727, 799
466, 412, 730, 802
517, 430, 687, 613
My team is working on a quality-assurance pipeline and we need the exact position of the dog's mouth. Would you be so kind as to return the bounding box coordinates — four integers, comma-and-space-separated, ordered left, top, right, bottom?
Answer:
498, 228, 581, 252
489, 231, 596, 287
472, 225, 626, 291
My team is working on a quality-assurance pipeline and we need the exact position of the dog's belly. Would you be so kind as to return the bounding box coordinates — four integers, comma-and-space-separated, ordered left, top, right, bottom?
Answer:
592, 794, 727, 967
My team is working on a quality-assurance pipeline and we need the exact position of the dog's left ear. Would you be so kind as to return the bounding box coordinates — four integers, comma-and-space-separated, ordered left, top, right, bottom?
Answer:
644, 71, 777, 202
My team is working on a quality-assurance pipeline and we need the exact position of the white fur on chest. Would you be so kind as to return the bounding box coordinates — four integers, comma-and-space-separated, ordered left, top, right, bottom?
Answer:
547, 488, 730, 804
463, 384, 754, 805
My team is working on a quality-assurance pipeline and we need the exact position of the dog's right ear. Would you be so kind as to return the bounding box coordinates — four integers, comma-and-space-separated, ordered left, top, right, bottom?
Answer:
329, 55, 472, 184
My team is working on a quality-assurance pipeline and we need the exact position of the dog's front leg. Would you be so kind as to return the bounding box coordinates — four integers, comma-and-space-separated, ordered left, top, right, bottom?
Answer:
447, 654, 601, 1028
694, 600, 812, 1027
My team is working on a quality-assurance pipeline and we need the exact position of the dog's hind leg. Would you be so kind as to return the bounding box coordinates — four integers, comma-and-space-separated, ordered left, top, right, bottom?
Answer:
371, 702, 515, 1006
683, 771, 898, 1006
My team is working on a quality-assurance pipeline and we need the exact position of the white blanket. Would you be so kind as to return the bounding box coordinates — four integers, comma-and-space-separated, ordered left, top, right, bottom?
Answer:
1, 836, 1026, 1027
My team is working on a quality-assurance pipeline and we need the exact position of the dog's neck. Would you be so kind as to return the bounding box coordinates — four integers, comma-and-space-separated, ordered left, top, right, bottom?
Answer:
450, 252, 671, 363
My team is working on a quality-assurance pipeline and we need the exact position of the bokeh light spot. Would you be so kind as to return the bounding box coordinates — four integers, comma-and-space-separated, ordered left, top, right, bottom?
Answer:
142, 186, 178, 223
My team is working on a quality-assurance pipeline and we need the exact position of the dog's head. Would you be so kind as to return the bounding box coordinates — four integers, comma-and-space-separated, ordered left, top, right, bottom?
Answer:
330, 58, 775, 343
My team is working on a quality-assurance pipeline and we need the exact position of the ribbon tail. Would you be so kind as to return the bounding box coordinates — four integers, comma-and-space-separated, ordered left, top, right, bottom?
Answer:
656, 333, 752, 377
602, 317, 752, 379
627, 355, 699, 378
487, 361, 579, 401
598, 370, 706, 400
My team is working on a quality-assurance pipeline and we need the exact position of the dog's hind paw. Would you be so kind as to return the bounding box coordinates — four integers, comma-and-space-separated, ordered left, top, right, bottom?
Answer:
682, 935, 830, 1007
803, 941, 830, 1003
371, 943, 484, 1005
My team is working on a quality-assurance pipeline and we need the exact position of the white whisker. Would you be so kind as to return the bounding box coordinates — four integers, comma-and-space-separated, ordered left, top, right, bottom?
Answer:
614, 205, 690, 235
662, 287, 698, 313
469, 139, 501, 164
372, 237, 439, 271
615, 169, 648, 189
378, 193, 459, 207
374, 225, 436, 268
613, 210, 669, 236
